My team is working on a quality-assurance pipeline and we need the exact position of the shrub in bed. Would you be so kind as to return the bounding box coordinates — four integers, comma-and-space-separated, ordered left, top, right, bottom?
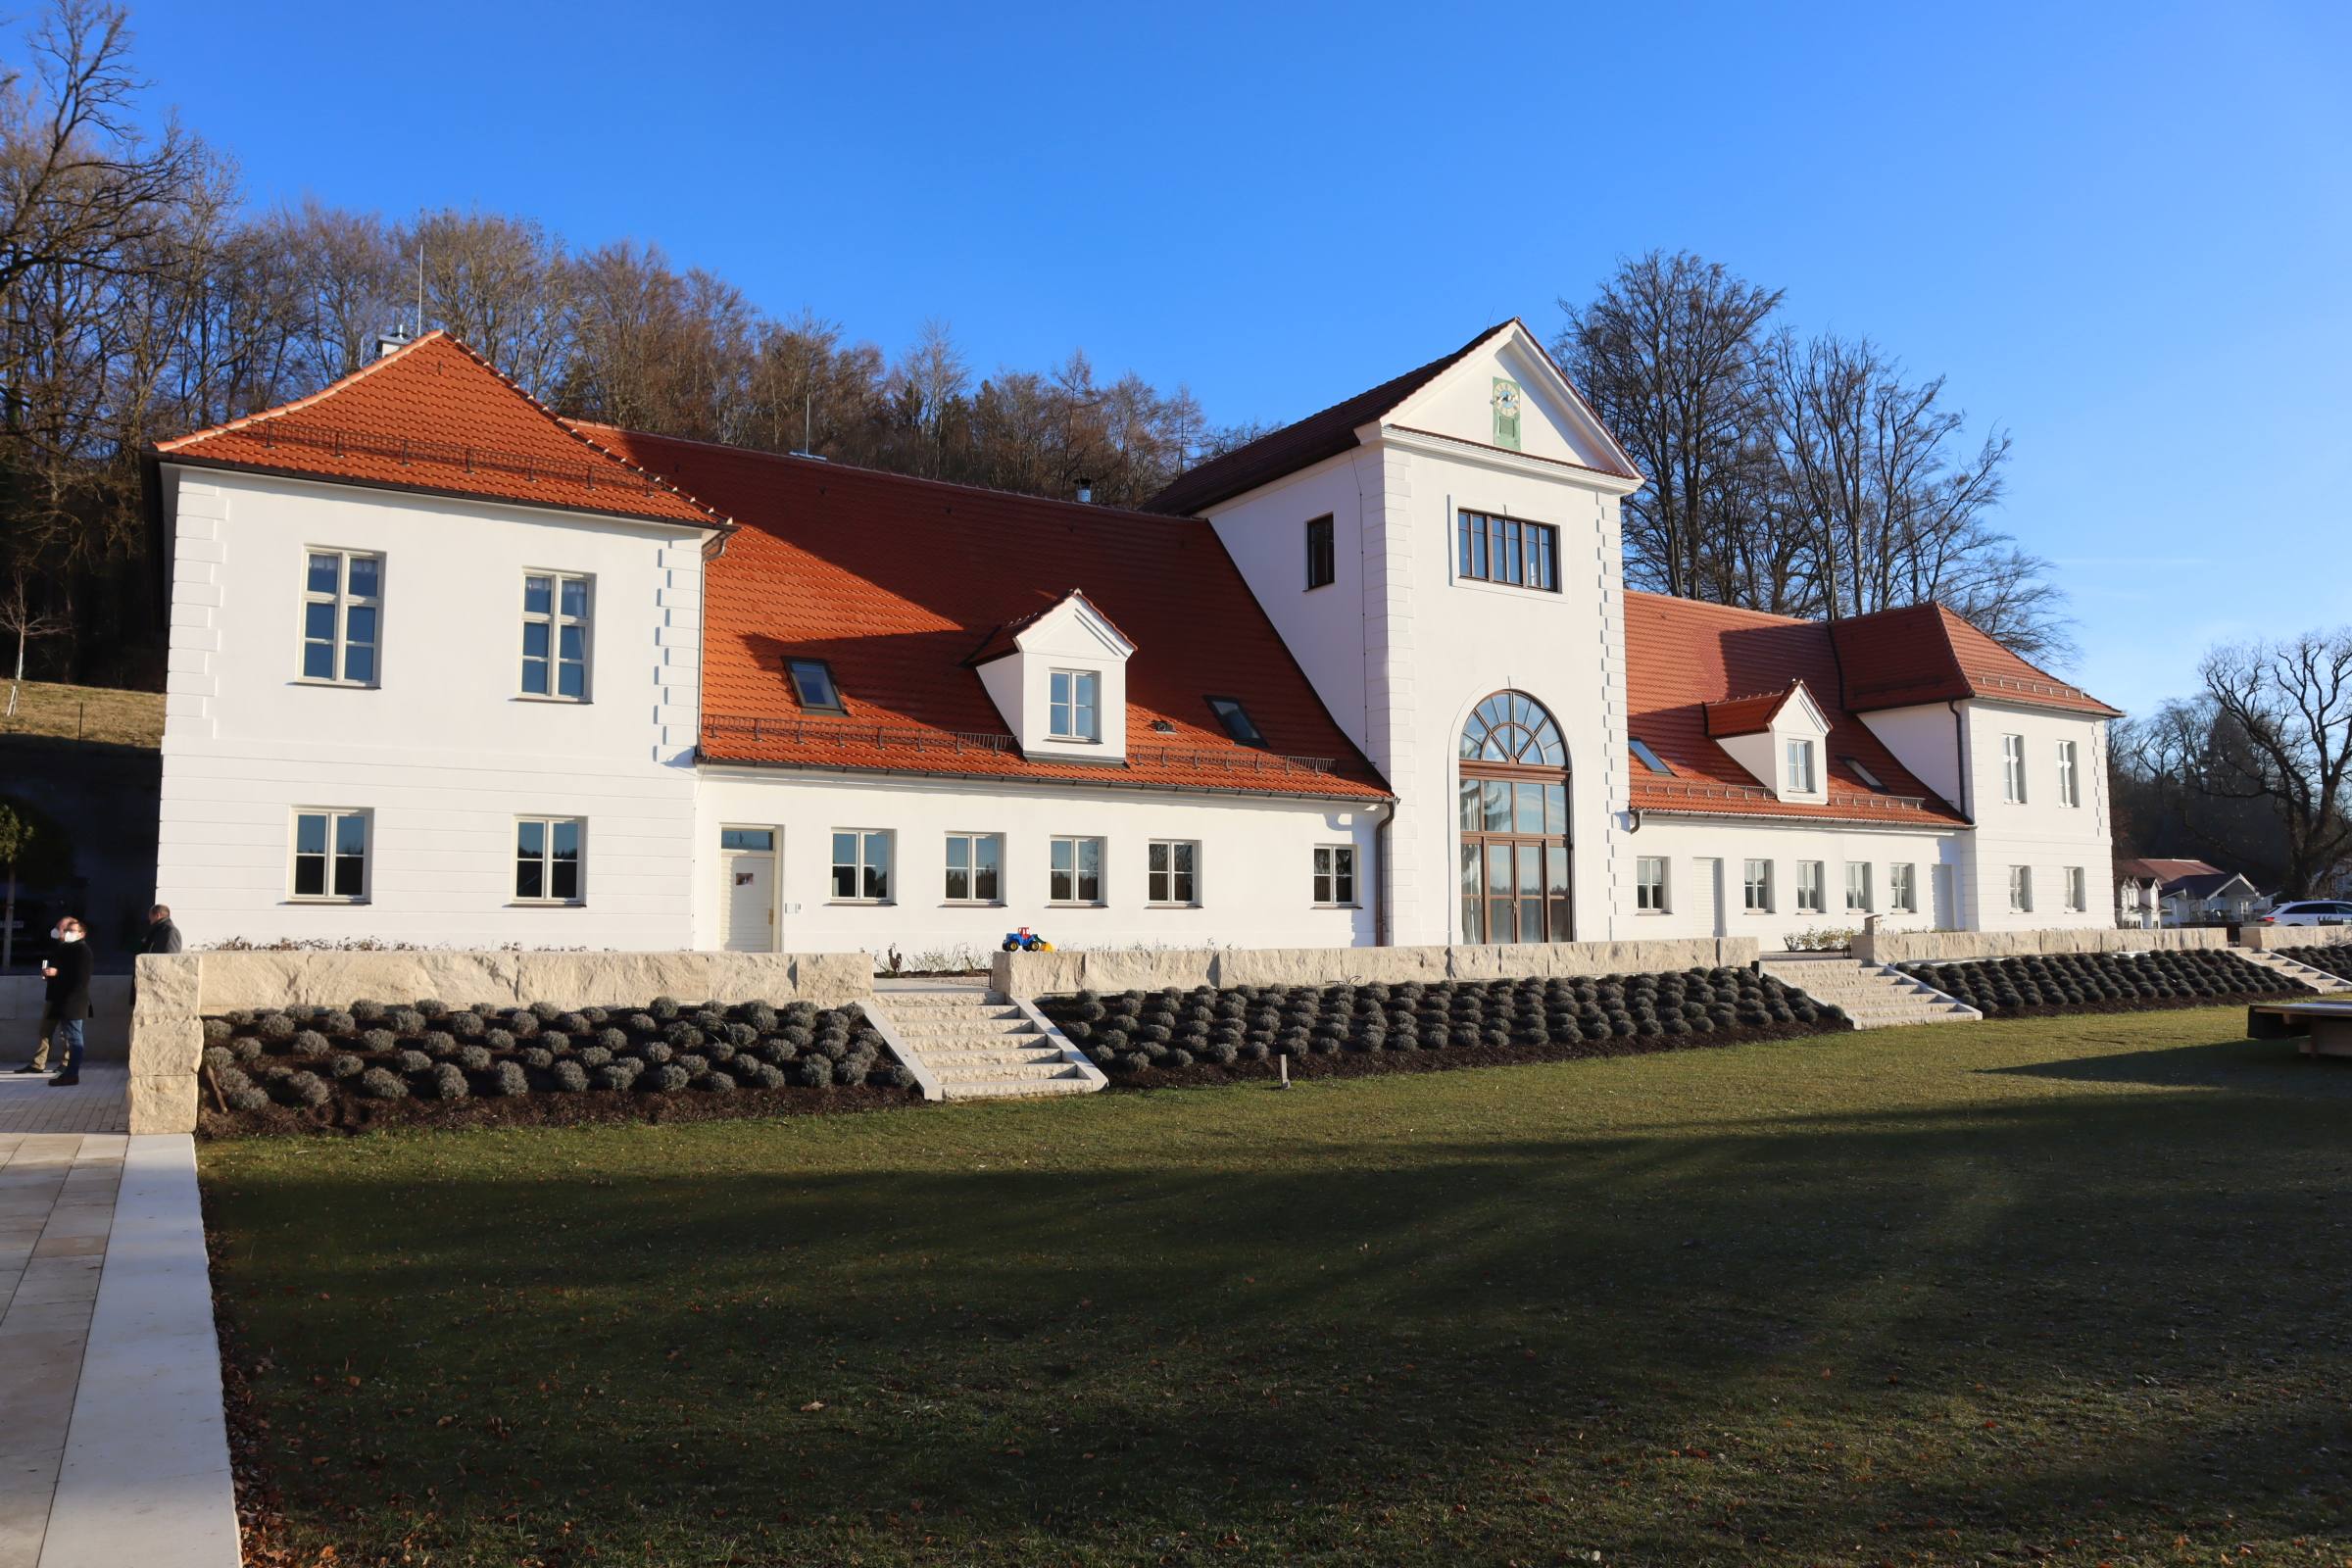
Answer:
329, 1053, 365, 1079
595, 1027, 628, 1054
677, 1053, 710, 1077
551, 1060, 589, 1093
428, 1063, 469, 1101
360, 1028, 397, 1054
357, 1066, 408, 1101
387, 1007, 425, 1037
284, 1070, 332, 1108
737, 1002, 779, 1033
639, 1042, 674, 1065
745, 1062, 788, 1089
203, 1045, 234, 1073
595, 1061, 640, 1092
489, 1061, 529, 1097
225, 1083, 273, 1112
229, 1037, 264, 1062
578, 1045, 612, 1069
350, 1001, 386, 1024
256, 1013, 295, 1042
698, 1070, 737, 1093
396, 1049, 431, 1073
484, 1028, 515, 1052
455, 1045, 492, 1071
539, 1030, 571, 1054
723, 1022, 758, 1049
780, 1025, 813, 1051
648, 1063, 691, 1094
448, 1010, 485, 1039
521, 1047, 555, 1069
705, 1041, 737, 1065
650, 996, 681, 1021
506, 1010, 541, 1039
283, 1028, 328, 1058
416, 999, 449, 1019
201, 1017, 231, 1044
557, 1011, 591, 1037
795, 1055, 835, 1088
663, 1022, 705, 1051
1897, 950, 2297, 1016
418, 1029, 456, 1056
319, 1010, 357, 1037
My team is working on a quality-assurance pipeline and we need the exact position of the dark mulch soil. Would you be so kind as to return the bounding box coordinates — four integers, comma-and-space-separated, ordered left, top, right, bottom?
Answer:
195, 1078, 921, 1140
1102, 1018, 1841, 1090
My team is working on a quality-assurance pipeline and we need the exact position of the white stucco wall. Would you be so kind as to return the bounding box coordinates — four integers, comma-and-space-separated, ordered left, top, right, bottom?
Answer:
155, 467, 706, 949
692, 766, 1382, 965
1624, 815, 1963, 942
1956, 700, 2112, 930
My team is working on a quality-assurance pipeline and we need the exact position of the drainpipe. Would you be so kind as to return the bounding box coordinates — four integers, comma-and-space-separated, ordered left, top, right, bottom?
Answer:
1373, 800, 1396, 947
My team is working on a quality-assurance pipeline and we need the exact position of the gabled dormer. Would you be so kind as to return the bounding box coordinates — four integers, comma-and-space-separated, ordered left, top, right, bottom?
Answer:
1705, 681, 1831, 803
968, 590, 1136, 763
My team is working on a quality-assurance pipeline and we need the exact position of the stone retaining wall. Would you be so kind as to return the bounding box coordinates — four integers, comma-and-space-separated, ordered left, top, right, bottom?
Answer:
0, 975, 132, 1060
126, 950, 873, 1134
2239, 926, 2352, 952
1853, 926, 2229, 965
992, 938, 1763, 999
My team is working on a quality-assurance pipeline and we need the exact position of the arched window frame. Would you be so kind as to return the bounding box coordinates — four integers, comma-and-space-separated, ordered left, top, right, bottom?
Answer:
1457, 691, 1573, 944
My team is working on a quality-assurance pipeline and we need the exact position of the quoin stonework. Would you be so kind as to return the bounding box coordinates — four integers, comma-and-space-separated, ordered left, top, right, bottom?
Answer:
147, 320, 2118, 957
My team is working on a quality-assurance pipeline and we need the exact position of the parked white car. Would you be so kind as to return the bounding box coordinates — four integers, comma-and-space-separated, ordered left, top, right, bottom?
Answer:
2257, 900, 2352, 926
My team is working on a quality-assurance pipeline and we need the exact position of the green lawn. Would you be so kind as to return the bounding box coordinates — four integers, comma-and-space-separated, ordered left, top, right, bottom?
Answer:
200, 1008, 2352, 1567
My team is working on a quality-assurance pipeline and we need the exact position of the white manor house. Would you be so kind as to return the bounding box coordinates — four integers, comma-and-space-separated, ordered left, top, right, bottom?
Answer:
147, 321, 2118, 959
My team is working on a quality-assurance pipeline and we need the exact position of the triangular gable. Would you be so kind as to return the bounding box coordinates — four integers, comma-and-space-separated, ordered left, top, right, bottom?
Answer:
1381, 318, 1641, 482
156, 332, 729, 530
966, 589, 1136, 666
1703, 682, 1826, 739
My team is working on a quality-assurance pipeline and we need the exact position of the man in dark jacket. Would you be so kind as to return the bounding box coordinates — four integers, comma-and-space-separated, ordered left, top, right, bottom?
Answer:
143, 905, 183, 956
41, 915, 91, 1088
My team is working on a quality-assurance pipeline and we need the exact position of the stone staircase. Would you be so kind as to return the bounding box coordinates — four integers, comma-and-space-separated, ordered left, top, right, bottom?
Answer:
1760, 956, 1983, 1031
863, 988, 1105, 1101
2231, 947, 2352, 994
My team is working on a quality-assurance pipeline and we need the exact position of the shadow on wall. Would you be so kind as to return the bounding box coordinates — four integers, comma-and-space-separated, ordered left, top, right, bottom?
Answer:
0, 735, 161, 975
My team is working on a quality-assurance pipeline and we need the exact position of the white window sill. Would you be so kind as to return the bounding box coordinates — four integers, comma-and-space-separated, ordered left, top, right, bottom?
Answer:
1452, 575, 1563, 599
508, 901, 586, 908
1047, 901, 1107, 909
1145, 903, 1201, 910
941, 900, 1005, 908
514, 693, 592, 706
828, 900, 894, 907
284, 898, 368, 906
1311, 903, 1362, 910
290, 678, 376, 690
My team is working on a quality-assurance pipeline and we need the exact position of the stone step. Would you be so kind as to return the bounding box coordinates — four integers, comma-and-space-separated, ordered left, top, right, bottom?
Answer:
918, 1049, 1070, 1069
940, 1074, 1099, 1100
934, 1060, 1090, 1084
892, 1014, 1037, 1031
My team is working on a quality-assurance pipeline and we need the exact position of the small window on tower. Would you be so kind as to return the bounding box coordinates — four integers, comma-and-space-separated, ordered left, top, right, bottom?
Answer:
1206, 696, 1264, 746
786, 658, 844, 713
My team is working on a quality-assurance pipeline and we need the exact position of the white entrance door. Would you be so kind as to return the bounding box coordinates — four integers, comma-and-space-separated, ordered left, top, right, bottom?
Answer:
1690, 858, 1726, 937
1933, 863, 1957, 929
719, 827, 778, 953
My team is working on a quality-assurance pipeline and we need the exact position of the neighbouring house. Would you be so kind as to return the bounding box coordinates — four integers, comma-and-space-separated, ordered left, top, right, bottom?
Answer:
144, 321, 2118, 957
2114, 857, 2264, 927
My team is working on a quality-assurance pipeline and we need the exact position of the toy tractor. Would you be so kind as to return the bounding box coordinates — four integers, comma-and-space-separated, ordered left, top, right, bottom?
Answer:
1001, 926, 1054, 953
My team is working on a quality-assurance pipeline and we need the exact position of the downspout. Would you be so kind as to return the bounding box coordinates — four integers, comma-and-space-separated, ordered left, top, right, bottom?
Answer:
1373, 800, 1396, 947
1947, 700, 1972, 820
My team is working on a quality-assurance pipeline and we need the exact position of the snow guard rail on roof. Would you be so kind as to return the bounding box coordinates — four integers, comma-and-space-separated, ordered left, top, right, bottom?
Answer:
700, 713, 1341, 777
188, 416, 675, 498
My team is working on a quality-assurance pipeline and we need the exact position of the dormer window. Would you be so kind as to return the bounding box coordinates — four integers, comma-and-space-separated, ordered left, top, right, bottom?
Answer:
1629, 737, 1672, 774
1049, 669, 1100, 741
1786, 738, 1817, 794
786, 658, 845, 713
1206, 696, 1263, 746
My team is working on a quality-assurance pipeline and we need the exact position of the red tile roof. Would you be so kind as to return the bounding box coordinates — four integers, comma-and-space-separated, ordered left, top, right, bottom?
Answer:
1702, 686, 1803, 738
155, 332, 728, 531
1831, 603, 2118, 716
571, 425, 1391, 802
963, 589, 1134, 667
1624, 593, 1969, 827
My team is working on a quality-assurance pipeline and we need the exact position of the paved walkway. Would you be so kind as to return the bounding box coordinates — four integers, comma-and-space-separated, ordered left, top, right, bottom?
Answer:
0, 1132, 238, 1567
0, 1070, 126, 1138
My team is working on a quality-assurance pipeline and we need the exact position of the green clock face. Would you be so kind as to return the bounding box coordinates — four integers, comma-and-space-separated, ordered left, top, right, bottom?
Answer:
1494, 380, 1521, 412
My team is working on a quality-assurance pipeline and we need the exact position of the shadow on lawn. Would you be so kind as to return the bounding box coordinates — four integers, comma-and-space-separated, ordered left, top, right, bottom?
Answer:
207, 1083, 2352, 1564
1984, 1025, 2352, 1094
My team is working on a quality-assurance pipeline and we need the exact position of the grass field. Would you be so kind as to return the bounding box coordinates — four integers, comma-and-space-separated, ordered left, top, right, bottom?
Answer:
199, 1007, 2352, 1567
0, 678, 165, 748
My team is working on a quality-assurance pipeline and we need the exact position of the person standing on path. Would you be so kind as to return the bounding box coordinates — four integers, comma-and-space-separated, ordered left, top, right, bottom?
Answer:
143, 904, 183, 956
40, 915, 90, 1087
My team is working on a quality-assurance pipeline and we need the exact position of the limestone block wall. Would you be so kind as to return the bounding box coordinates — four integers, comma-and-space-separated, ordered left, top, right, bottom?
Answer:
1854, 925, 2228, 966
993, 937, 1763, 999
0, 976, 133, 1060
2240, 926, 2352, 952
125, 949, 872, 1133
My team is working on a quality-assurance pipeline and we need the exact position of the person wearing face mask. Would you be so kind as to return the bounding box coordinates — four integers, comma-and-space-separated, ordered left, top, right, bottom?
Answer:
33, 917, 91, 1087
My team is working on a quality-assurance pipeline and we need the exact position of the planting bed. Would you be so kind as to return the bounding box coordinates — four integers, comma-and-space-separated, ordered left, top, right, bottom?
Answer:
197, 996, 919, 1136
1896, 949, 2303, 1018
2276, 943, 2352, 982
1037, 967, 1844, 1086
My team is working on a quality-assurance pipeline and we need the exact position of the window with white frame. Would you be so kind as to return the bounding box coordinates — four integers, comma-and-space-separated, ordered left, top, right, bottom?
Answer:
1048, 670, 1100, 741
1148, 840, 1199, 906
1845, 861, 1872, 912
2008, 864, 2034, 912
1636, 856, 1668, 912
301, 551, 381, 684
1743, 858, 1772, 911
1051, 836, 1104, 904
514, 816, 584, 903
944, 832, 1002, 904
831, 830, 892, 903
1312, 845, 1356, 906
2002, 733, 2028, 803
2066, 865, 2086, 911
1787, 738, 1817, 793
2057, 739, 2081, 807
1888, 861, 1918, 913
290, 808, 368, 901
519, 572, 591, 699
1795, 860, 1825, 913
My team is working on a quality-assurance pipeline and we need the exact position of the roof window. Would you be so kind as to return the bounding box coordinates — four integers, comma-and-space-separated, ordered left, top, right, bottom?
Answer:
1206, 696, 1264, 746
1629, 737, 1673, 774
1842, 756, 1889, 792
786, 658, 845, 713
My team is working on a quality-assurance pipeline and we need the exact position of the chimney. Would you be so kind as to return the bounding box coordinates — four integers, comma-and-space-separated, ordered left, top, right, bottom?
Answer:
374, 324, 413, 360
1076, 477, 1094, 505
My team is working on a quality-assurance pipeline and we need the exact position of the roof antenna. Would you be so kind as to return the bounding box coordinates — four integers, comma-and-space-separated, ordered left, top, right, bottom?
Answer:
415, 245, 426, 337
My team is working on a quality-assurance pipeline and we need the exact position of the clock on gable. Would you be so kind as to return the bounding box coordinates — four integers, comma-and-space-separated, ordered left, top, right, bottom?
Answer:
1491, 377, 1523, 451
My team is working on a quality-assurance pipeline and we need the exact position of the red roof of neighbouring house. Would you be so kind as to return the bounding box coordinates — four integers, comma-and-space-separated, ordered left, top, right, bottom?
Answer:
572, 425, 1391, 802
1831, 603, 2118, 716
155, 332, 729, 531
1624, 593, 1969, 827
1142, 319, 1639, 516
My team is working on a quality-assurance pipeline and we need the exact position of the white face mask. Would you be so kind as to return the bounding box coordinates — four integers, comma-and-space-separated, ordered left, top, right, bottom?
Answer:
55, 930, 80, 944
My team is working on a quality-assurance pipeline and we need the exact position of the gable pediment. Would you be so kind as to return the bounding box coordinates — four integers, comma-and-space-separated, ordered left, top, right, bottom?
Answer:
1380, 321, 1638, 478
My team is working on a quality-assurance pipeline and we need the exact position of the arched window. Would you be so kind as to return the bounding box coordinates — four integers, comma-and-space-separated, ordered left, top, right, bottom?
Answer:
1458, 691, 1572, 943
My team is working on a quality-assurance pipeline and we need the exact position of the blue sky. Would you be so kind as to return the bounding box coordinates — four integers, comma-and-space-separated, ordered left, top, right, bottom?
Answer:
131, 0, 2350, 716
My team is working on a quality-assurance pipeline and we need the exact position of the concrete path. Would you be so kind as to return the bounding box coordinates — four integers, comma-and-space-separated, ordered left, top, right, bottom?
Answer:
0, 1133, 238, 1567
0, 1069, 126, 1139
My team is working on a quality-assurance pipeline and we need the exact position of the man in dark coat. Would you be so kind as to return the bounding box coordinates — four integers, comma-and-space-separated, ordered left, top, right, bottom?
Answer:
41, 915, 92, 1087
143, 905, 183, 956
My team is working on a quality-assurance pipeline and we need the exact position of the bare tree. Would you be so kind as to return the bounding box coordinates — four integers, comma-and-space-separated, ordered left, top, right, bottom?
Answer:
0, 560, 67, 697
410, 208, 568, 394
2190, 632, 2352, 898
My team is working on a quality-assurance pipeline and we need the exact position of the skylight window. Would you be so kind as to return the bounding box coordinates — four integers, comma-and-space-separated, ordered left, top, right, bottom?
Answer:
1206, 696, 1264, 746
1629, 737, 1673, 774
786, 658, 844, 713
1842, 756, 1889, 793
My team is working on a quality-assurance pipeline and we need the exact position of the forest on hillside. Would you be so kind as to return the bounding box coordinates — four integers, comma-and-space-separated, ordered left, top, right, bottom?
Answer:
0, 0, 2065, 694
